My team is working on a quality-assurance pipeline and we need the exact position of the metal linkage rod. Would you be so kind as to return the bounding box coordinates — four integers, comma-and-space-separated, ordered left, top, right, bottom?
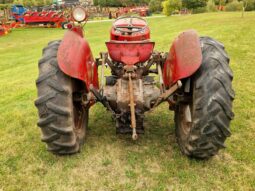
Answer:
152, 80, 182, 108
128, 73, 138, 140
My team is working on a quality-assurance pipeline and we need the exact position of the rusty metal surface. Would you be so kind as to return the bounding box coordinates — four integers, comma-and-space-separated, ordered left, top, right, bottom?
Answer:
152, 80, 182, 108
103, 72, 160, 135
128, 73, 138, 140
109, 77, 159, 112
163, 30, 202, 87
58, 30, 99, 91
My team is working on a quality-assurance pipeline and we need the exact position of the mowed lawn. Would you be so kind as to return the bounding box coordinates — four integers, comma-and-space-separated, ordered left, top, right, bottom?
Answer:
0, 12, 255, 190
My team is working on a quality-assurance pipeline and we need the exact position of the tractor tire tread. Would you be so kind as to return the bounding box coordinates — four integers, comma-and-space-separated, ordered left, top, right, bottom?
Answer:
48, 125, 73, 134
46, 102, 71, 116
37, 114, 57, 127
34, 92, 56, 106
36, 69, 57, 85
35, 40, 82, 155
53, 138, 76, 148
41, 133, 60, 143
47, 79, 69, 94
175, 37, 234, 159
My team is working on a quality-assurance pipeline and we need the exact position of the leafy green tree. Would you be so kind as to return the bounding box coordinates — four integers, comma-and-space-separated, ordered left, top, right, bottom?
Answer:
23, 0, 33, 6
182, 0, 207, 9
207, 0, 217, 11
97, 0, 106, 6
241, 0, 255, 17
12, 0, 23, 4
12, 0, 51, 6
95, 0, 136, 7
0, 0, 13, 3
214, 0, 226, 6
225, 0, 243, 11
162, 0, 182, 15
243, 0, 255, 11
149, 0, 162, 12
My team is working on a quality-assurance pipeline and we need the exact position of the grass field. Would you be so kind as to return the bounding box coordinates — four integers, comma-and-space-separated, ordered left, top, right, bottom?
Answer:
0, 12, 255, 190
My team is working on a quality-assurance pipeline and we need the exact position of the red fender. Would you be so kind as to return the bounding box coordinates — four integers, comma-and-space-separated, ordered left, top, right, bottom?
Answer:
57, 29, 99, 91
163, 30, 202, 87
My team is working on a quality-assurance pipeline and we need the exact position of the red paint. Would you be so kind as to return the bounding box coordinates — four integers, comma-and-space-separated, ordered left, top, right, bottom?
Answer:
106, 41, 154, 65
163, 30, 202, 87
110, 17, 150, 41
67, 23, 73, 29
107, 17, 153, 65
57, 30, 99, 90
130, 7, 150, 17
110, 27, 150, 41
0, 24, 11, 36
70, 26, 84, 37
13, 10, 69, 26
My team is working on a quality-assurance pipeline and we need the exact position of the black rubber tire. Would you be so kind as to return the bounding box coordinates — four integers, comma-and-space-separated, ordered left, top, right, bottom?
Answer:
61, 22, 68, 29
35, 40, 88, 155
175, 37, 235, 159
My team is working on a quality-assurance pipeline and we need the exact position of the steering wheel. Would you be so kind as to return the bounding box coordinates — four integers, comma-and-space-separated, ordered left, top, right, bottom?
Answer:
113, 16, 147, 34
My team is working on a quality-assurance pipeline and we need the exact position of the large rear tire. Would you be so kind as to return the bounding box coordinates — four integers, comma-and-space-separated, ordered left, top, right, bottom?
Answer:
175, 37, 235, 159
35, 40, 88, 155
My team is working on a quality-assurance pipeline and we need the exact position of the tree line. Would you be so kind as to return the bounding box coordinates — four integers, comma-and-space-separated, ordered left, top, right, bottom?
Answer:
0, 0, 254, 14
0, 0, 52, 6
156, 0, 255, 15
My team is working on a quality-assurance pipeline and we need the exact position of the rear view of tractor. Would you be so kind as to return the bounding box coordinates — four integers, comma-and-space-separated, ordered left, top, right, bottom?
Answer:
35, 7, 234, 159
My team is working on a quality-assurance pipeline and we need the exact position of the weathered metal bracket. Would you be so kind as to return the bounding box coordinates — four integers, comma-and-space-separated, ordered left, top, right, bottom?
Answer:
152, 80, 182, 108
89, 85, 115, 116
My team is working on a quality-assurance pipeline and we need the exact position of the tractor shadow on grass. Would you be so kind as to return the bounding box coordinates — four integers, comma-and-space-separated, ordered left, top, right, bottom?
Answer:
84, 103, 182, 160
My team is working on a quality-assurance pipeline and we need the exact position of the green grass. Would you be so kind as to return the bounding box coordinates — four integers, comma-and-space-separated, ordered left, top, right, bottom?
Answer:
0, 12, 255, 190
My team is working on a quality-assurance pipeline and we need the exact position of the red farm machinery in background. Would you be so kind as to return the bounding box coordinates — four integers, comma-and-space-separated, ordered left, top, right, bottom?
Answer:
35, 7, 234, 159
0, 5, 72, 36
130, 6, 150, 17
89, 6, 150, 19
113, 6, 150, 18
12, 10, 71, 28
0, 23, 11, 36
0, 8, 12, 36
2, 4, 151, 32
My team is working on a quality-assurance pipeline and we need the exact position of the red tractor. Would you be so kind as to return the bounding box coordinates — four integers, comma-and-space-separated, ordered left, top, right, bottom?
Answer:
35, 7, 234, 159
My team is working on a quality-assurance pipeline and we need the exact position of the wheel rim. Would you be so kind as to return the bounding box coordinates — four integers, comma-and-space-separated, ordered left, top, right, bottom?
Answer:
178, 104, 192, 139
73, 102, 88, 144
